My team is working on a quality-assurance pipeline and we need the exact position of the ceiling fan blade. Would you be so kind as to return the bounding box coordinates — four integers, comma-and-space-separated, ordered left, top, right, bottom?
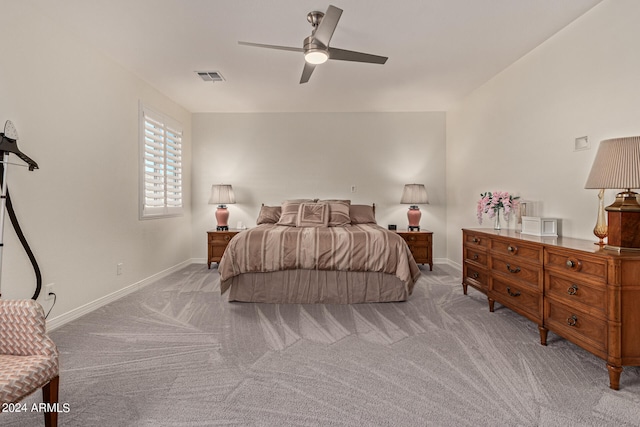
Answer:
328, 47, 388, 64
300, 62, 316, 84
313, 5, 342, 47
238, 41, 303, 53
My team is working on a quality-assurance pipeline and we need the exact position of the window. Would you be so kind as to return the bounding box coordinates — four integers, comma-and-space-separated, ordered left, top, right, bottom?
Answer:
139, 104, 183, 219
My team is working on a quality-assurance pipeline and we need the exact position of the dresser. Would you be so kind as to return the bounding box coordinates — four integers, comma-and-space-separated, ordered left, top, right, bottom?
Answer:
207, 229, 242, 268
462, 228, 640, 390
396, 230, 433, 270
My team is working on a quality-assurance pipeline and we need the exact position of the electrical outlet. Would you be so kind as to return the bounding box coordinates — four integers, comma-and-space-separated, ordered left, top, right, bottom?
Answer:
117, 263, 123, 275
44, 283, 55, 300
351, 185, 357, 193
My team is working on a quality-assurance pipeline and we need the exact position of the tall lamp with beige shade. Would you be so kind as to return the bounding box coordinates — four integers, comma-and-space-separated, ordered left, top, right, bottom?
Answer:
208, 184, 235, 231
401, 184, 428, 231
585, 136, 640, 251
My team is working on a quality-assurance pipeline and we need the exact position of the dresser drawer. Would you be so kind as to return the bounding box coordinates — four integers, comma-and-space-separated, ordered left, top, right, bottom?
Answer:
544, 300, 607, 356
463, 263, 488, 292
545, 273, 606, 317
464, 246, 488, 266
464, 231, 489, 249
490, 253, 541, 290
491, 239, 542, 264
490, 277, 542, 322
544, 247, 607, 284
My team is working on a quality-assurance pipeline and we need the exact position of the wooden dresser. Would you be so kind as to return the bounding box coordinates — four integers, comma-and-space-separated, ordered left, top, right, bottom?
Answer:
462, 228, 640, 390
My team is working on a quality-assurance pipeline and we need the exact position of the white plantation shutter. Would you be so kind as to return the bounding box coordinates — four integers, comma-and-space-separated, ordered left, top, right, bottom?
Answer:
140, 104, 183, 218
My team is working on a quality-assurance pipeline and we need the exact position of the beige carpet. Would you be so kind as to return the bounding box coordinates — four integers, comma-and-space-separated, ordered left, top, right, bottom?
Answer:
3, 263, 639, 426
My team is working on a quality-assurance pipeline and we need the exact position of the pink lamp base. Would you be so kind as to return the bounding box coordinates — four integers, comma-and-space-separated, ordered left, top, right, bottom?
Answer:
407, 207, 421, 231
215, 206, 229, 230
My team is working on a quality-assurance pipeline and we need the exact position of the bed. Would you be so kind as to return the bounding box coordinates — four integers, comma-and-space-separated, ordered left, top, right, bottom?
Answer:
218, 199, 421, 304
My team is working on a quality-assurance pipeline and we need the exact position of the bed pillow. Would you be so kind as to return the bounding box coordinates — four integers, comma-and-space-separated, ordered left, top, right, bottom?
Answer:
276, 199, 315, 226
350, 204, 377, 224
319, 199, 351, 227
296, 202, 329, 227
256, 205, 281, 225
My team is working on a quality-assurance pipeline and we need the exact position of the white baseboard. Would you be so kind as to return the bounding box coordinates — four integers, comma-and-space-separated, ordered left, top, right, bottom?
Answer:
46, 259, 194, 331
431, 258, 462, 271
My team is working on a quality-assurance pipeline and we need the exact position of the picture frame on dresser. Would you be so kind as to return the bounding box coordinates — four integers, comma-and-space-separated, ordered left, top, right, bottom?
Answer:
462, 228, 640, 390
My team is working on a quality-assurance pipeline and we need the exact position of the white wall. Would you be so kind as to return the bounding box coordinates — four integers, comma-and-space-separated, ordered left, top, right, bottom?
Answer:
0, 2, 192, 323
446, 0, 640, 266
192, 112, 447, 261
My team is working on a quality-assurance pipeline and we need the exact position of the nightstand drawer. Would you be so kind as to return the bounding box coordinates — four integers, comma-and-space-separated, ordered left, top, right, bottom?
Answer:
209, 232, 236, 245
401, 233, 429, 244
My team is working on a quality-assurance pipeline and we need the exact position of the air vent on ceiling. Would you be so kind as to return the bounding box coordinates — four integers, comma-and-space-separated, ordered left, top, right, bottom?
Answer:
196, 71, 225, 82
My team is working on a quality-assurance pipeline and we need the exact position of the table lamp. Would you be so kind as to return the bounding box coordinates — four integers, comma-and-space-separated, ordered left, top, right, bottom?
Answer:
401, 184, 428, 231
209, 184, 236, 230
585, 136, 640, 251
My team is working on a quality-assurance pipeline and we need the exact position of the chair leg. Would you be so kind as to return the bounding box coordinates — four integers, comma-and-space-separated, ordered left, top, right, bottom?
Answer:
42, 375, 59, 427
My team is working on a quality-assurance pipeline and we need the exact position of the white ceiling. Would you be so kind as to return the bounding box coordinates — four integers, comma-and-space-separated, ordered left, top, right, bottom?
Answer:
28, 0, 602, 113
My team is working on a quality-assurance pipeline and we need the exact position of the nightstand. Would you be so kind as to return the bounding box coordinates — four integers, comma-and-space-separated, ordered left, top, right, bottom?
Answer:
207, 229, 242, 268
396, 230, 433, 270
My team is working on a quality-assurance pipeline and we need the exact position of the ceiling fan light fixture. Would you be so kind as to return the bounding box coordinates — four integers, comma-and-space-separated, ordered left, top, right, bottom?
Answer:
304, 49, 328, 65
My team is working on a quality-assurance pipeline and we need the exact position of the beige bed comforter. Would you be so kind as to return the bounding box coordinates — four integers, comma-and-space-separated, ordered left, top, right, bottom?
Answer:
219, 224, 421, 295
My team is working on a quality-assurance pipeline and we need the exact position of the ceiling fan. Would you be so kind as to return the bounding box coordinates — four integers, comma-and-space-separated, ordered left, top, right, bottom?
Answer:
238, 5, 388, 84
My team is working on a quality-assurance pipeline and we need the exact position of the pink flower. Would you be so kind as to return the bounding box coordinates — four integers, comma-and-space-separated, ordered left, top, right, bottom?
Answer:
476, 191, 520, 224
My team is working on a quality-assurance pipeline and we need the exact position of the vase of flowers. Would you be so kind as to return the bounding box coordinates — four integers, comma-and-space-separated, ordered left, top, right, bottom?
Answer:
477, 191, 520, 230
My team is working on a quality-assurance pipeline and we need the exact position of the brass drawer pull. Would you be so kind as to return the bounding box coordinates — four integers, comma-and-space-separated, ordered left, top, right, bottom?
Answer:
506, 287, 521, 297
471, 272, 479, 279
473, 253, 479, 260
567, 284, 579, 295
507, 245, 518, 254
567, 315, 578, 327
565, 258, 582, 271
506, 264, 521, 274
472, 237, 480, 244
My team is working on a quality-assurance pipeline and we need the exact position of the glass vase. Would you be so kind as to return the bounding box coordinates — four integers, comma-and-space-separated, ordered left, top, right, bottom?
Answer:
593, 189, 607, 246
494, 209, 501, 230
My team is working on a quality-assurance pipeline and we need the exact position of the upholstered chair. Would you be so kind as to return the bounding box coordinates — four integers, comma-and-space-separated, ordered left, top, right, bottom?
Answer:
0, 299, 59, 427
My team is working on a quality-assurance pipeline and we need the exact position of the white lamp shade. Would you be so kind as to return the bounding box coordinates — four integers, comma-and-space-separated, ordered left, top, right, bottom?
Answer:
208, 184, 236, 205
401, 184, 429, 205
585, 137, 640, 189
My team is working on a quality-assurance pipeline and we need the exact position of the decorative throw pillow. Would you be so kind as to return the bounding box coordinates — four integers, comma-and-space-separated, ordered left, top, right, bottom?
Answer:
350, 204, 377, 224
256, 205, 281, 225
296, 202, 329, 227
276, 199, 315, 226
320, 199, 351, 227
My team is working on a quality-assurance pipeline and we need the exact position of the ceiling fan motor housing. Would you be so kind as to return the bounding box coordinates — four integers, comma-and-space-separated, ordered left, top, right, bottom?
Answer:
303, 35, 329, 64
